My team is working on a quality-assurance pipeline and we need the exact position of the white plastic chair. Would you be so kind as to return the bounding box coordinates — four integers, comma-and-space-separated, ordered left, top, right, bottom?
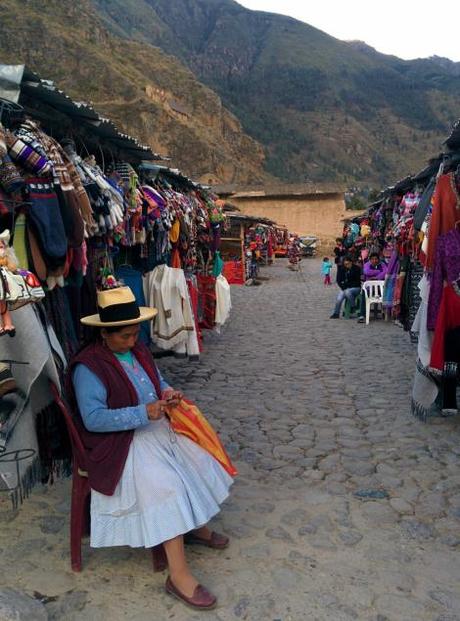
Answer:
362, 280, 385, 325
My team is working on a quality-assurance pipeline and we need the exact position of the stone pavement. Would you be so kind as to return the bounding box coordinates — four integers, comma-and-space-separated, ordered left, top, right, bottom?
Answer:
1, 259, 459, 621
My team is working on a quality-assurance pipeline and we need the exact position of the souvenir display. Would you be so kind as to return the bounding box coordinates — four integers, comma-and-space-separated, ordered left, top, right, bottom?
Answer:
0, 76, 250, 502
340, 124, 460, 420
0, 229, 44, 336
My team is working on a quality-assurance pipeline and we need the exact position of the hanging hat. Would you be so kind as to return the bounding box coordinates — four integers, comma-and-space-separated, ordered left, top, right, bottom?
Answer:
81, 286, 157, 327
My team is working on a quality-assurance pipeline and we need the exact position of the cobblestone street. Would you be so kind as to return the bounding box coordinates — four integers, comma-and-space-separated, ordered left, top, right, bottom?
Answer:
1, 259, 460, 621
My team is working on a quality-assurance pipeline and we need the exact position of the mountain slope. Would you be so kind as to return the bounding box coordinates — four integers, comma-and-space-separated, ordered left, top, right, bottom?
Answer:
92, 0, 460, 185
0, 0, 267, 185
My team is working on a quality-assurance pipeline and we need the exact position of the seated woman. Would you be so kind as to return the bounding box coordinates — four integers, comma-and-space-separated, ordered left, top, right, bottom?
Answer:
69, 286, 233, 611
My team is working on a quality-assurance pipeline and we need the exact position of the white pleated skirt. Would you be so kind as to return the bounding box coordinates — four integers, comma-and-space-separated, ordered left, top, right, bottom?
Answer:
89, 417, 234, 548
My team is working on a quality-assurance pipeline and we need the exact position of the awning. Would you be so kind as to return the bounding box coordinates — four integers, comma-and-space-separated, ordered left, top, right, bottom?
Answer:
8, 66, 165, 161
226, 212, 276, 226
0, 64, 24, 103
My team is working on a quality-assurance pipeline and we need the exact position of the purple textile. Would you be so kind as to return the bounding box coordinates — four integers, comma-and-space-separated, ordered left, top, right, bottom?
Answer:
211, 222, 222, 252
427, 228, 460, 330
383, 251, 399, 309
386, 251, 399, 276
9, 138, 52, 176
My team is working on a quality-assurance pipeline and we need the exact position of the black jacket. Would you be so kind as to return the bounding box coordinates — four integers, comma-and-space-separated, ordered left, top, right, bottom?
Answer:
337, 264, 361, 290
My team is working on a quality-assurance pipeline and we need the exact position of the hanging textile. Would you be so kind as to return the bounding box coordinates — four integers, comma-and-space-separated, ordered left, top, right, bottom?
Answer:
212, 250, 224, 277
215, 275, 231, 329
410, 275, 440, 420
197, 274, 216, 330
143, 264, 198, 356
425, 173, 460, 270
407, 260, 424, 342
427, 228, 460, 330
187, 277, 203, 354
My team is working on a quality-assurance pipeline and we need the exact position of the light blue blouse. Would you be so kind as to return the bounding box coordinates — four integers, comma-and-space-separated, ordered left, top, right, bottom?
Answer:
73, 355, 171, 433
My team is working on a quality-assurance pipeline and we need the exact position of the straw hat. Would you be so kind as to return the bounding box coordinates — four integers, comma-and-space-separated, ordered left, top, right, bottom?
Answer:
81, 286, 157, 327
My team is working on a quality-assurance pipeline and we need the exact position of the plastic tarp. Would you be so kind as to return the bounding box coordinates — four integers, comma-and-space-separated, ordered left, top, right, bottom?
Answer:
0, 64, 24, 104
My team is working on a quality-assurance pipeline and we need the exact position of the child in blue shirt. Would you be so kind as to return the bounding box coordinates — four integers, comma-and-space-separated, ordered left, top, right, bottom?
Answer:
321, 257, 333, 285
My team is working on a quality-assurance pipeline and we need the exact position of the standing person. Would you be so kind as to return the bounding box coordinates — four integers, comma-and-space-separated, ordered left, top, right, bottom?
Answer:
288, 236, 301, 271
321, 257, 333, 285
330, 255, 361, 318
333, 238, 346, 265
357, 252, 387, 323
68, 286, 234, 611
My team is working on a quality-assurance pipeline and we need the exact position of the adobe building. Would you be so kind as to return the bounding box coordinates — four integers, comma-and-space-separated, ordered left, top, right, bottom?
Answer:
214, 184, 347, 248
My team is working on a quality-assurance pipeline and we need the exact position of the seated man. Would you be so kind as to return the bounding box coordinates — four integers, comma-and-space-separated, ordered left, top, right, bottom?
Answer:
330, 255, 361, 318
357, 252, 387, 323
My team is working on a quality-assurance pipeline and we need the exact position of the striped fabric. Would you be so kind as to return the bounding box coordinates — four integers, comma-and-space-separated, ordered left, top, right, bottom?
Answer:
0, 154, 24, 193
8, 138, 52, 176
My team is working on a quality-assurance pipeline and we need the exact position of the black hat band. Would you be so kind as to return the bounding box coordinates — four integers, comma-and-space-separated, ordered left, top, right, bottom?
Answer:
98, 301, 140, 323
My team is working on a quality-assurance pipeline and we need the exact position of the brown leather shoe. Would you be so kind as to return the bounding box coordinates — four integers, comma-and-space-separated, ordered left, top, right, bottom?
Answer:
184, 530, 230, 550
165, 576, 217, 610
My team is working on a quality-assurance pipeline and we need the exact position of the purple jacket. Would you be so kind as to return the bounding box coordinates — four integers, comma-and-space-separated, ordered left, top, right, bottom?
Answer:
363, 261, 387, 281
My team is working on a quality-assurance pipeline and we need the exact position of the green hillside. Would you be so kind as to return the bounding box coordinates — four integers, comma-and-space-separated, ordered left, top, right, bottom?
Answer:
0, 0, 267, 185
92, 0, 460, 185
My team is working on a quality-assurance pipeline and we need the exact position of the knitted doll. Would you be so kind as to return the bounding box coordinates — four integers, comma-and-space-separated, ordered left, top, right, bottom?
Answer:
0, 229, 45, 337
0, 229, 19, 336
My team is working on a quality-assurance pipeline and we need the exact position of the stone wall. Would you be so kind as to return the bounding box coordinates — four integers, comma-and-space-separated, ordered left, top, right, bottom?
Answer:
230, 192, 347, 248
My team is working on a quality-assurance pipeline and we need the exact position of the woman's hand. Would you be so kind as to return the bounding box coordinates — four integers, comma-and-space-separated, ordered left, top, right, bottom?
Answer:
161, 389, 183, 407
146, 400, 169, 421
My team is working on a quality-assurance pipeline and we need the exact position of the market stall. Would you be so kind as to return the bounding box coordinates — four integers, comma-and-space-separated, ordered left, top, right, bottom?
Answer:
220, 210, 246, 285
340, 119, 460, 420
220, 212, 277, 284
0, 66, 234, 501
274, 225, 289, 257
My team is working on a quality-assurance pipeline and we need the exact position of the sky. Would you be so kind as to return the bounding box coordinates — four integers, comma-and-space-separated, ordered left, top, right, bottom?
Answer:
238, 0, 460, 62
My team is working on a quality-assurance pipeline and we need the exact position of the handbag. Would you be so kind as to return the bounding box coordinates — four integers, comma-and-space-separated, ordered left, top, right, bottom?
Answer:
167, 399, 237, 477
